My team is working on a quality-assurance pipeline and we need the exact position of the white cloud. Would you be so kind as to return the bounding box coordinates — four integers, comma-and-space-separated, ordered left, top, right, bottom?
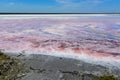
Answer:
55, 0, 109, 12
56, 0, 74, 4
9, 2, 15, 6
84, 0, 107, 4
56, 0, 107, 5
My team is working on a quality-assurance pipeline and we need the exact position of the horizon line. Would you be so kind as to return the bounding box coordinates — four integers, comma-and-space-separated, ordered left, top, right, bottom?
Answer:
0, 13, 119, 16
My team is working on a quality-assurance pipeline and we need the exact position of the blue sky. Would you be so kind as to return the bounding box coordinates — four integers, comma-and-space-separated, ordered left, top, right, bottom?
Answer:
0, 0, 119, 13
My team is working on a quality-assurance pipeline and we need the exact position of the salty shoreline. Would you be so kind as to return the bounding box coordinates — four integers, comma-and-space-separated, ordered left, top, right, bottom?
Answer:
4, 52, 120, 80
3, 49, 120, 69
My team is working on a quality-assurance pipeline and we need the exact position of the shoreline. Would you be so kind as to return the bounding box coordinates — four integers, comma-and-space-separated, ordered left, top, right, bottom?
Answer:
3, 50, 120, 69
4, 52, 120, 80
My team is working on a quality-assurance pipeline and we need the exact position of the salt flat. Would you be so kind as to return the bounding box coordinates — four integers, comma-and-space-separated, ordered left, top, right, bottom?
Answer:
0, 15, 120, 66
0, 15, 120, 79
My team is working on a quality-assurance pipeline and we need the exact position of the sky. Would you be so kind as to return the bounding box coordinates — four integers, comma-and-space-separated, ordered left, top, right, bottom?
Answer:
0, 0, 119, 13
